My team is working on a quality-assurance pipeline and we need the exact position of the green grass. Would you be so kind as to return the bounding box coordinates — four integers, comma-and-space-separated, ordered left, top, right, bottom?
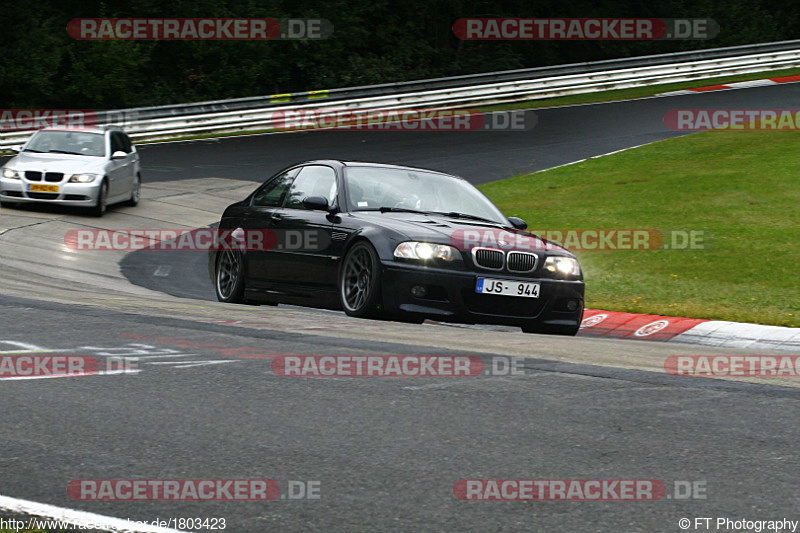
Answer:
480, 129, 800, 326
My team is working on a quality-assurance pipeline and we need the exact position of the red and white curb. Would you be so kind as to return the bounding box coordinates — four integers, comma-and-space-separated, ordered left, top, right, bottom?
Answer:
658, 74, 800, 96
579, 309, 800, 352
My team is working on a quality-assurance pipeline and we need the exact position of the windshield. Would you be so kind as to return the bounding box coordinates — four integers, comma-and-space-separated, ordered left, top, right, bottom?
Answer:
24, 131, 106, 157
344, 166, 508, 224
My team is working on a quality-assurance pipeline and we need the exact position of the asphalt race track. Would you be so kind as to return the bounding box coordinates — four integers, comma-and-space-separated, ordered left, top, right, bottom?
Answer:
135, 83, 800, 184
2, 85, 799, 532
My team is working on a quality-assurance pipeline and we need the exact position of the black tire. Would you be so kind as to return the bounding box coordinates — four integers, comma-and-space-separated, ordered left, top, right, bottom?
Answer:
340, 241, 383, 318
89, 180, 108, 217
0, 201, 17, 209
215, 250, 247, 303
123, 174, 141, 207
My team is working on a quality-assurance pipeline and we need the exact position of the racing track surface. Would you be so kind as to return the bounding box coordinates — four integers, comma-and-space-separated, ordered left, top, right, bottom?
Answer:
134, 83, 800, 184
1, 84, 799, 532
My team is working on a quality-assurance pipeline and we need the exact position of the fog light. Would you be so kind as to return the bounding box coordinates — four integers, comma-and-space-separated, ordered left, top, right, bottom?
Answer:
566, 300, 579, 312
411, 285, 427, 298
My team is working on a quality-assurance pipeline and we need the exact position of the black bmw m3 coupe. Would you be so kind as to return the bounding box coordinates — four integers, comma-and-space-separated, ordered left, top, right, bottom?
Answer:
209, 160, 584, 335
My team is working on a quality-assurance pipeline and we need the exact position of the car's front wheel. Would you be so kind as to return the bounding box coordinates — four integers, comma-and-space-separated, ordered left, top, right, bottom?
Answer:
89, 180, 108, 217
340, 241, 383, 318
215, 250, 246, 303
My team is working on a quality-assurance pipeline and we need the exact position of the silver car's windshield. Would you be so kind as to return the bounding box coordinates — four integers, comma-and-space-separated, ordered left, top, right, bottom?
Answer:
25, 131, 106, 157
345, 166, 508, 224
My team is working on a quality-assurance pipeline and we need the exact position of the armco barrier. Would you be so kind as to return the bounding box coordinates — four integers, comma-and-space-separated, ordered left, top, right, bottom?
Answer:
2, 39, 800, 148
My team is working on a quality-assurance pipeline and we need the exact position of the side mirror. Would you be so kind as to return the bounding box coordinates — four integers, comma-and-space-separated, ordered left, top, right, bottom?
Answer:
302, 196, 330, 211
508, 216, 527, 230
111, 151, 127, 159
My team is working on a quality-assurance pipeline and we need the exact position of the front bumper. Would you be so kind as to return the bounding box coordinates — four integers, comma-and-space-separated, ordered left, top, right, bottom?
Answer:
381, 261, 584, 331
0, 177, 101, 206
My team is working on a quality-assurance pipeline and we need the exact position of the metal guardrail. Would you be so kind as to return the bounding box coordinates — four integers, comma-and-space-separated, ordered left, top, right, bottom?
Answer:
3, 39, 800, 147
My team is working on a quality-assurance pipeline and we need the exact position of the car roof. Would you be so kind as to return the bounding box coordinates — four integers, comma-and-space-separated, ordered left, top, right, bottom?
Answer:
35, 125, 126, 134
301, 160, 459, 178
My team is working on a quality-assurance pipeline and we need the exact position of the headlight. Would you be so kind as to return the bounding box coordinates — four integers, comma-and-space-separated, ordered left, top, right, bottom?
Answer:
2, 168, 20, 179
394, 242, 461, 262
69, 173, 97, 183
544, 256, 581, 278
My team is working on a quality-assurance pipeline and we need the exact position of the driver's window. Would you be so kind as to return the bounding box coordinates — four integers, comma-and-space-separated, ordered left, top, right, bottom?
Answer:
283, 165, 337, 210
252, 168, 300, 207
110, 133, 126, 154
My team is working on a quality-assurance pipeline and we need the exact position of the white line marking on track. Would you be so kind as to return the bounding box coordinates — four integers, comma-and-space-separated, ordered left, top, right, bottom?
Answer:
537, 141, 659, 173
147, 360, 239, 368
0, 369, 141, 381
0, 493, 185, 532
0, 340, 52, 354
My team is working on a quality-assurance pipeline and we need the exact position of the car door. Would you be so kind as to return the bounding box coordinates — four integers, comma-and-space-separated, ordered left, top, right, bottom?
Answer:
266, 164, 339, 296
241, 167, 301, 290
121, 132, 139, 182
106, 132, 131, 198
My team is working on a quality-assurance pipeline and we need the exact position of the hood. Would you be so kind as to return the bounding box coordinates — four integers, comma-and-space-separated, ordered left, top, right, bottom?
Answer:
351, 212, 570, 255
3, 152, 105, 174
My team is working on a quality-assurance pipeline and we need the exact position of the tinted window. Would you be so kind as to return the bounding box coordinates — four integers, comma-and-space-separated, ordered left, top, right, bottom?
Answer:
121, 133, 133, 152
284, 165, 337, 210
110, 132, 126, 154
252, 168, 300, 207
345, 166, 506, 223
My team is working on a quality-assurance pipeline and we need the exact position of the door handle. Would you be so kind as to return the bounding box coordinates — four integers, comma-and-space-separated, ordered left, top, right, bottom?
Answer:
271, 213, 282, 223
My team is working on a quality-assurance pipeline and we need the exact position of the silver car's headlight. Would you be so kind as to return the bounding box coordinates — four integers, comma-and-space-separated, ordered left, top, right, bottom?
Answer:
544, 256, 581, 278
2, 168, 20, 179
69, 173, 98, 183
394, 242, 461, 262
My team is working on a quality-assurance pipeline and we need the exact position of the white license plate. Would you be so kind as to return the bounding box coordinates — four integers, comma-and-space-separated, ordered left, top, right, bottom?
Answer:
476, 278, 540, 298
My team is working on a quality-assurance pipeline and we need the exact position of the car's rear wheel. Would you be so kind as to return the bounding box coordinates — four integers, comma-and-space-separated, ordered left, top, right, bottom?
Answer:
340, 241, 383, 318
215, 250, 246, 303
123, 174, 141, 207
89, 180, 108, 217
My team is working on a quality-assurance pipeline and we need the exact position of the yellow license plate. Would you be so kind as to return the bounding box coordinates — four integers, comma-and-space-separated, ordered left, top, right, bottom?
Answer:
28, 184, 59, 193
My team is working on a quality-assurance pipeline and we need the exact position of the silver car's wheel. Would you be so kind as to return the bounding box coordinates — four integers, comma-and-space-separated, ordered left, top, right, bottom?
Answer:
215, 250, 246, 303
124, 174, 141, 207
90, 180, 108, 217
340, 242, 382, 318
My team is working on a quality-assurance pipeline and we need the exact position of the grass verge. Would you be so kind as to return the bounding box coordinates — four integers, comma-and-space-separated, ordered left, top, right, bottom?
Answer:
480, 129, 800, 326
